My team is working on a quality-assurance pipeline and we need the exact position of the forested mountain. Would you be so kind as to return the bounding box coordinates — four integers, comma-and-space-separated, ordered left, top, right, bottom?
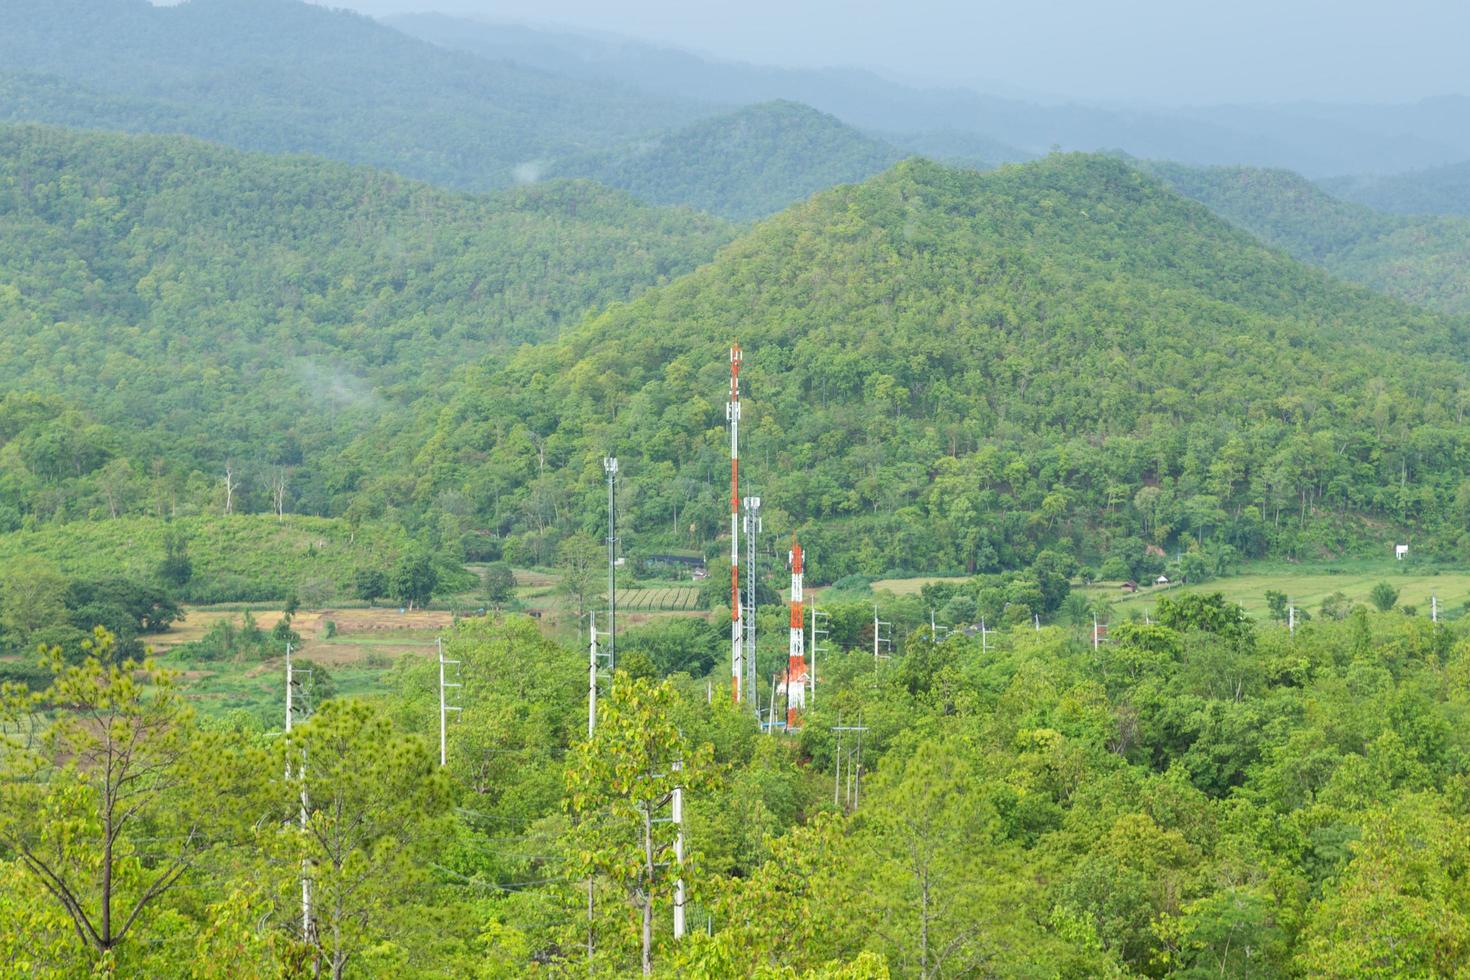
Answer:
0, 124, 731, 535
382, 155, 1470, 580
1322, 159, 1470, 215
1140, 160, 1470, 315
390, 13, 1470, 176
0, 0, 711, 190
549, 101, 907, 220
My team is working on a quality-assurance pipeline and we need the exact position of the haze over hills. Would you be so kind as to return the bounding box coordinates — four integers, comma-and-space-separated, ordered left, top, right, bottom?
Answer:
385, 154, 1470, 579
0, 0, 713, 190
0, 123, 731, 533
548, 101, 908, 220
1322, 160, 1470, 216
390, 12, 1470, 177
1139, 160, 1470, 316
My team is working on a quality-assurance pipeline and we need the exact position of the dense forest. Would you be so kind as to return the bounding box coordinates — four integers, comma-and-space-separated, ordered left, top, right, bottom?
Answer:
0, 124, 730, 549
6, 2, 1470, 977
1140, 160, 1470, 315
384, 155, 1470, 581
6, 597, 1470, 976
6, 128, 1470, 596
550, 101, 906, 221
0, 0, 711, 190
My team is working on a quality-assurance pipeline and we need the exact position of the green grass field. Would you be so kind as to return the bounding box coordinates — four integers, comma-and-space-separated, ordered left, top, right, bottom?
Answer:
1079, 560, 1470, 619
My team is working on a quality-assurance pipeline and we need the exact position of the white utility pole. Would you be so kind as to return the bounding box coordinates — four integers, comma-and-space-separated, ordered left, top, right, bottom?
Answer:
285, 643, 312, 942
873, 606, 892, 661
810, 603, 830, 707
672, 759, 686, 940
437, 637, 461, 768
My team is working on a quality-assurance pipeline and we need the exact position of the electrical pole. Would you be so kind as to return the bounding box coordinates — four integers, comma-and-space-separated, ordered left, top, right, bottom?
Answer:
873, 606, 892, 661
672, 759, 686, 940
438, 637, 461, 767
1288, 603, 1296, 636
810, 602, 829, 708
285, 643, 313, 943
831, 715, 869, 813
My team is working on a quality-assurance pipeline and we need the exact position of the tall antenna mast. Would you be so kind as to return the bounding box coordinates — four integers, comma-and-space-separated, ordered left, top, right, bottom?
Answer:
743, 496, 761, 710
780, 535, 808, 730
727, 344, 743, 703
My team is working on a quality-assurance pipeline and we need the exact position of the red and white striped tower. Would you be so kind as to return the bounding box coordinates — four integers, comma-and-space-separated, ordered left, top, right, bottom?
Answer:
782, 535, 808, 730
727, 344, 743, 703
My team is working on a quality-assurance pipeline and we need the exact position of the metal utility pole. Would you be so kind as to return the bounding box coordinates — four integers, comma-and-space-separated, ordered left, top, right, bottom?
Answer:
810, 603, 830, 708
437, 637, 461, 767
727, 344, 743, 703
831, 715, 869, 813
743, 496, 761, 710
980, 618, 990, 655
671, 759, 686, 940
873, 606, 892, 661
1288, 604, 1296, 636
1432, 594, 1439, 624
604, 457, 618, 666
1092, 614, 1101, 651
285, 643, 313, 942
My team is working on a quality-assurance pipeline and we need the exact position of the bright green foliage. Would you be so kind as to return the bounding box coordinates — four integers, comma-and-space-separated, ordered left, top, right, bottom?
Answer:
552, 101, 906, 221
0, 629, 257, 969
1369, 581, 1400, 612
389, 550, 438, 610
1145, 160, 1470, 315
0, 515, 423, 604
564, 673, 718, 974
281, 699, 451, 978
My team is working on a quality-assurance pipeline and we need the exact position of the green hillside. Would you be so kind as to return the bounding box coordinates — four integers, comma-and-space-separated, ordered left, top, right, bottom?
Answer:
549, 100, 906, 220
390, 155, 1470, 581
1323, 159, 1470, 215
0, 0, 710, 190
1141, 160, 1470, 315
0, 515, 415, 604
0, 124, 731, 534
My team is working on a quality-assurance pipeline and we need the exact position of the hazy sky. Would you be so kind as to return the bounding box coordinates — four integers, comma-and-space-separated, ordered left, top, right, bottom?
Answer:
312, 0, 1470, 105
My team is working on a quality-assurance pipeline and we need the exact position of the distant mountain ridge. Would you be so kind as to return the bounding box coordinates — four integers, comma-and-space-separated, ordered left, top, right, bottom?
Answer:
1321, 160, 1470, 216
548, 101, 907, 220
389, 12, 1470, 177
0, 0, 713, 190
